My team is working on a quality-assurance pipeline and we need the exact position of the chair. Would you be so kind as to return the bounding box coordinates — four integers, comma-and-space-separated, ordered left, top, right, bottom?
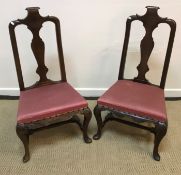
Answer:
9, 7, 92, 163
93, 6, 176, 161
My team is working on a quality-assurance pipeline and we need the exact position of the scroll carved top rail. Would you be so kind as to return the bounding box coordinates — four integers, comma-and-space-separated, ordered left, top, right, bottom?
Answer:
118, 6, 176, 88
9, 7, 66, 90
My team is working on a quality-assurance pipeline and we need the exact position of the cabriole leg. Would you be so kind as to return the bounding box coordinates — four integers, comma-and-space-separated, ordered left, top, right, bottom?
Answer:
16, 124, 30, 163
93, 105, 103, 140
153, 121, 167, 161
82, 108, 92, 143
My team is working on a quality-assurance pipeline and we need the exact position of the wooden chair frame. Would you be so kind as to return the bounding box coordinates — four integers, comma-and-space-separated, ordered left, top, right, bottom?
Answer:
9, 7, 92, 163
93, 6, 176, 161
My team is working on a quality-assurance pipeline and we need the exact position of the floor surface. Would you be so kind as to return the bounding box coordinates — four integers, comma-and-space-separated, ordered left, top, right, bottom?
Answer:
0, 100, 181, 175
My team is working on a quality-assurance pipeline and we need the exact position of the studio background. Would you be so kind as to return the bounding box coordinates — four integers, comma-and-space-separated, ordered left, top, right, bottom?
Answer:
0, 0, 180, 97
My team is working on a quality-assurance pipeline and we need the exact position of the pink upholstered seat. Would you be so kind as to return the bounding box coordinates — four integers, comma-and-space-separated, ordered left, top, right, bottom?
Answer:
17, 82, 88, 124
98, 80, 167, 121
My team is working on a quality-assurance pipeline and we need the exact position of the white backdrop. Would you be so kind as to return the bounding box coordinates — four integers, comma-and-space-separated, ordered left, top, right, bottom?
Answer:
0, 0, 181, 97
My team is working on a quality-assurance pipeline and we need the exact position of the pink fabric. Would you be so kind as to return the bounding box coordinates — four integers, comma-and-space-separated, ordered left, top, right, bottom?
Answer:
98, 80, 167, 121
17, 82, 88, 124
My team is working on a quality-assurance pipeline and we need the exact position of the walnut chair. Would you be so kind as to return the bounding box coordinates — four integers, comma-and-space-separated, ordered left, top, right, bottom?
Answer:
93, 6, 176, 161
9, 7, 92, 163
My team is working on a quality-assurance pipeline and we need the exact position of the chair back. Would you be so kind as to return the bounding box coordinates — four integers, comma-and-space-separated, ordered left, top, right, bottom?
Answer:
118, 6, 176, 89
9, 7, 67, 90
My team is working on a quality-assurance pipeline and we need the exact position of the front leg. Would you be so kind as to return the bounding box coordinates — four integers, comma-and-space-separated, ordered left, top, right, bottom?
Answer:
153, 121, 167, 161
16, 124, 30, 163
93, 105, 103, 140
82, 108, 92, 143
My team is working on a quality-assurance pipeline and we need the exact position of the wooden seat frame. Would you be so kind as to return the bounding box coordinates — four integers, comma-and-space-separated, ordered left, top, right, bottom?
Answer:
9, 7, 92, 163
93, 6, 176, 161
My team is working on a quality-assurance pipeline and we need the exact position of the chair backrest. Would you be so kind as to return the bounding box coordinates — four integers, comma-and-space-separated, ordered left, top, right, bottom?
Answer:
9, 7, 66, 91
118, 6, 176, 89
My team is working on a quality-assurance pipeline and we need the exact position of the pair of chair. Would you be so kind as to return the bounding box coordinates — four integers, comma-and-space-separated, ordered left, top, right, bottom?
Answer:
9, 6, 176, 163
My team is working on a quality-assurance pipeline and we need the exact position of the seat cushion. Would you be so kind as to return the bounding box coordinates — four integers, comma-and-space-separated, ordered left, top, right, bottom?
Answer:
17, 82, 88, 124
98, 80, 167, 121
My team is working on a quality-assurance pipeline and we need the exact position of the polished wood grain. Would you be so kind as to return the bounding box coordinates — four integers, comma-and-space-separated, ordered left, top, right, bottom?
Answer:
94, 6, 176, 161
9, 7, 92, 163
9, 7, 67, 90
118, 6, 176, 88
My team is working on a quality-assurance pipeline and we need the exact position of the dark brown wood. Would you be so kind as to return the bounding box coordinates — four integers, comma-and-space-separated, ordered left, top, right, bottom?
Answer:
9, 7, 67, 90
94, 104, 168, 161
153, 121, 167, 161
16, 125, 30, 163
82, 108, 92, 143
118, 6, 176, 88
93, 105, 103, 140
16, 108, 92, 163
9, 7, 92, 163
94, 6, 176, 161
